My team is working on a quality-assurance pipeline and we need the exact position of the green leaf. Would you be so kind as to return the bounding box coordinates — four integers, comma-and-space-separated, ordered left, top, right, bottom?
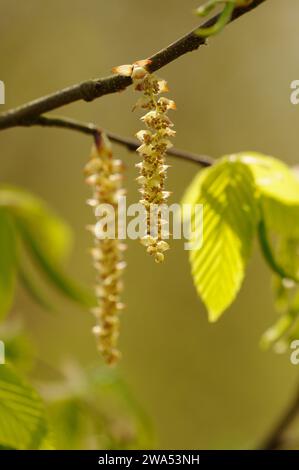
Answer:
236, 153, 299, 282
0, 185, 95, 308
0, 185, 72, 262
17, 220, 95, 308
236, 152, 299, 205
257, 220, 299, 281
0, 209, 17, 320
185, 158, 259, 321
237, 152, 299, 263
261, 198, 299, 239
258, 206, 299, 282
18, 259, 54, 312
230, 153, 299, 345
0, 365, 47, 449
184, 151, 299, 345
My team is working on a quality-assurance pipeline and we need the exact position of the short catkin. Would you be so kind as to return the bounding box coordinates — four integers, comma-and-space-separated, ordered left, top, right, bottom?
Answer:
85, 132, 126, 365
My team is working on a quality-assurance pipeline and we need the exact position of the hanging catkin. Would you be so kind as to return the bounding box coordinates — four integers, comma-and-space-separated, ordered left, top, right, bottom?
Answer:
113, 60, 176, 263
85, 132, 126, 365
133, 63, 175, 262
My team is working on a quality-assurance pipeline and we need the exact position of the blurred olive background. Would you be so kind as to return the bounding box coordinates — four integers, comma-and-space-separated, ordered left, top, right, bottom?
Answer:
1, 0, 299, 449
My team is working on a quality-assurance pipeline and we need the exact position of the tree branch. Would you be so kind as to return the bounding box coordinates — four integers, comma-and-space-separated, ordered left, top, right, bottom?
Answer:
260, 381, 299, 450
0, 0, 266, 131
20, 114, 214, 167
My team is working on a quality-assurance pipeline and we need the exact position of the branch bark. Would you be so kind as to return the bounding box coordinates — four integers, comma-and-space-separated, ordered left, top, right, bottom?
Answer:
21, 115, 214, 166
260, 382, 299, 450
0, 0, 266, 131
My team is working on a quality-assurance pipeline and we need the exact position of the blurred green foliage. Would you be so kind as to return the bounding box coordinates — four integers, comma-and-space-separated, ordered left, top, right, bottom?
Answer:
0, 185, 95, 316
0, 187, 152, 450
0, 324, 153, 450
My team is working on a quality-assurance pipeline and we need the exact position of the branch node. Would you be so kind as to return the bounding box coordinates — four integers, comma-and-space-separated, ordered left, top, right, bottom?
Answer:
80, 80, 97, 102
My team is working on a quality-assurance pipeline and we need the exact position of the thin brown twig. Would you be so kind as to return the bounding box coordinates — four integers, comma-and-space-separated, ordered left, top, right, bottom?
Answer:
21, 114, 214, 166
0, 0, 266, 131
260, 382, 299, 450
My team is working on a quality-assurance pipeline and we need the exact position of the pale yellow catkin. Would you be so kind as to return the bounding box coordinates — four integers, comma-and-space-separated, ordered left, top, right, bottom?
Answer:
132, 63, 176, 263
84, 133, 126, 365
112, 60, 176, 262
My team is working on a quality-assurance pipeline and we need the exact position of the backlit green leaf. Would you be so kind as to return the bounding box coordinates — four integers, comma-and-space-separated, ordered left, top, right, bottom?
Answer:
238, 153, 299, 282
236, 152, 299, 205
235, 153, 299, 347
0, 365, 47, 449
185, 158, 259, 321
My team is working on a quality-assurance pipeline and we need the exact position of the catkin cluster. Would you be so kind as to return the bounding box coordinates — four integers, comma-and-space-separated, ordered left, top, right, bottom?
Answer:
85, 133, 126, 365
